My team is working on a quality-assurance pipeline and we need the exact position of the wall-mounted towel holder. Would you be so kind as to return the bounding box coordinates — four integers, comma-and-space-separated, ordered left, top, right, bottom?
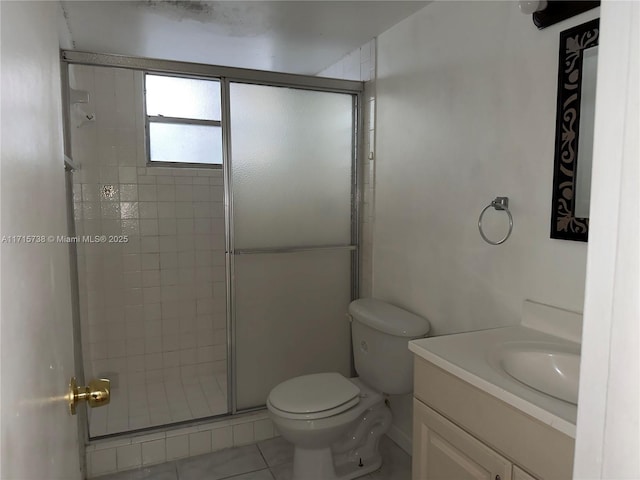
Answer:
478, 197, 513, 245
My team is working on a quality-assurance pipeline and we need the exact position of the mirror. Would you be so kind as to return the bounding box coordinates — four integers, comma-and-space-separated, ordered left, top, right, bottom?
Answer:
550, 18, 599, 242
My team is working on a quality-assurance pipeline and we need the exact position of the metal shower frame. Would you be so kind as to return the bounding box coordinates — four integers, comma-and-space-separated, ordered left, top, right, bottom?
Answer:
61, 49, 364, 430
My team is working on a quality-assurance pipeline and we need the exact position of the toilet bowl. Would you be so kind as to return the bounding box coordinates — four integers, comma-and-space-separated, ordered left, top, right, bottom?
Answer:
267, 299, 430, 480
268, 375, 390, 480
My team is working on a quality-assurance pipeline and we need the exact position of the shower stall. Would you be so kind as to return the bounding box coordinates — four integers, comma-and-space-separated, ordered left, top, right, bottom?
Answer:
62, 51, 362, 440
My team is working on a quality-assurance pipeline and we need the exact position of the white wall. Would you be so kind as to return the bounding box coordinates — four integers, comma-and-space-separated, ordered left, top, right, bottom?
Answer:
574, 2, 639, 478
317, 40, 376, 82
374, 1, 599, 448
374, 1, 599, 334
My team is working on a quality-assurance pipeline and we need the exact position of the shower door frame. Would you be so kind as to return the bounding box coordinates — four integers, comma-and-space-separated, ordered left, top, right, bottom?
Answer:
61, 50, 364, 424
225, 81, 360, 413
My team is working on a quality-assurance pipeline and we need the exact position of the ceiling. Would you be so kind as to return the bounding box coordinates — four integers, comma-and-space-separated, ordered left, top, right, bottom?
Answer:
60, 1, 427, 76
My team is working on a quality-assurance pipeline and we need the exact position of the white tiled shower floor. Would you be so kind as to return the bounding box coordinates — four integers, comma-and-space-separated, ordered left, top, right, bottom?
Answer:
95, 435, 411, 480
90, 374, 228, 437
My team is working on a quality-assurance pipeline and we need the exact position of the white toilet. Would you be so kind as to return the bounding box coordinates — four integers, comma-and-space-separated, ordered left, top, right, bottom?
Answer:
267, 298, 430, 480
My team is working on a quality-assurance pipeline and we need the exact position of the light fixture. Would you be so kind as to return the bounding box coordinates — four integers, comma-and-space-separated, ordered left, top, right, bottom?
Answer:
519, 0, 548, 15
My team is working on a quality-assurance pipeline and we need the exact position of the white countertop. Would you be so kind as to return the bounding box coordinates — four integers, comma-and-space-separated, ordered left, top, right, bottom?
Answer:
409, 323, 580, 438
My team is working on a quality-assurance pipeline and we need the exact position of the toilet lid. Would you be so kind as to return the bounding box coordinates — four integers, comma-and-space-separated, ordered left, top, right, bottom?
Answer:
268, 373, 360, 415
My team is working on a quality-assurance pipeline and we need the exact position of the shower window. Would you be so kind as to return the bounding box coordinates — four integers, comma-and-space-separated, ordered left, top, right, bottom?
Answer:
145, 74, 223, 166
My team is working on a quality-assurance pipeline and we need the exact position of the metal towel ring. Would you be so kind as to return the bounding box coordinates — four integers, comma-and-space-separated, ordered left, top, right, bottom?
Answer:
478, 197, 513, 245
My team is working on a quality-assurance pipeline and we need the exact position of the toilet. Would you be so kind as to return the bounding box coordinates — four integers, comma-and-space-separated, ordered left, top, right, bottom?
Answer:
267, 298, 430, 480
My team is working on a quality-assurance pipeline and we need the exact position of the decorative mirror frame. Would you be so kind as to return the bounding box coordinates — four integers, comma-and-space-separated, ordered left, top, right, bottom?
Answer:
550, 18, 599, 242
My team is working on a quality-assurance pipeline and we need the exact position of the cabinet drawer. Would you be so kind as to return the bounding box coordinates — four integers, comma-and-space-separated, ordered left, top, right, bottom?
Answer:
414, 356, 574, 479
413, 398, 511, 480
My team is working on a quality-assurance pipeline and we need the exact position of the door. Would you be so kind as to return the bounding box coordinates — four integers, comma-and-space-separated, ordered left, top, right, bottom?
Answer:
229, 82, 356, 410
413, 398, 512, 480
1, 2, 82, 478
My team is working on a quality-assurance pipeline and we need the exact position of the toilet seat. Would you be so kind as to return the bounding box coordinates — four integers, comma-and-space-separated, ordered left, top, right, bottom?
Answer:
267, 372, 360, 420
267, 396, 360, 420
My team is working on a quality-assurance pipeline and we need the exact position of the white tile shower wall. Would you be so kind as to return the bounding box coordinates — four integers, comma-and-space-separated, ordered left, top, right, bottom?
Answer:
318, 39, 377, 298
85, 412, 275, 478
70, 65, 227, 435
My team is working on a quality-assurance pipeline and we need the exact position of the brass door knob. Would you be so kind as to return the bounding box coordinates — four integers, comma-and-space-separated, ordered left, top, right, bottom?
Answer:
68, 377, 110, 415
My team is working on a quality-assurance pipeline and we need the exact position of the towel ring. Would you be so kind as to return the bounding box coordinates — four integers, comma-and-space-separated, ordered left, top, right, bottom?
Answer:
478, 197, 513, 245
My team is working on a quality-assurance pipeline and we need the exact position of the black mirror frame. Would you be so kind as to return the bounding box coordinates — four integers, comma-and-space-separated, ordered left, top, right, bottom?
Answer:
550, 18, 599, 242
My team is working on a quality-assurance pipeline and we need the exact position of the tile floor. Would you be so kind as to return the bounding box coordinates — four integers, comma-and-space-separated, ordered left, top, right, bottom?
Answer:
90, 374, 228, 437
94, 434, 411, 480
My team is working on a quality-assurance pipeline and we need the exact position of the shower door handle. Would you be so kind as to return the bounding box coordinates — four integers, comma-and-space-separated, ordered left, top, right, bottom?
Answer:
68, 377, 110, 415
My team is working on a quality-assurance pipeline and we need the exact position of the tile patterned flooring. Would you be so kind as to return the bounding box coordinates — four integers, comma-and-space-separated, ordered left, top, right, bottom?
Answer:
90, 374, 228, 437
95, 435, 411, 480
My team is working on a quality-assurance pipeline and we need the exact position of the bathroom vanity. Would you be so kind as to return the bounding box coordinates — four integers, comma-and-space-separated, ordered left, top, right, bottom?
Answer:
409, 301, 581, 480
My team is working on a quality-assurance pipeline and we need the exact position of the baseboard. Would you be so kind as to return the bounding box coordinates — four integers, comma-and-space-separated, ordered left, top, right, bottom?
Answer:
386, 424, 412, 456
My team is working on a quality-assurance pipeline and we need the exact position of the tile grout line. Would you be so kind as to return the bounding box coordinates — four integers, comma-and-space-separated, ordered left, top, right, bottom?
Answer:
170, 460, 179, 480
254, 441, 276, 480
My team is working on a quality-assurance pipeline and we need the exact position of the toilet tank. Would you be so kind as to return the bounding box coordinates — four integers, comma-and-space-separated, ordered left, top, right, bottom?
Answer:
349, 299, 430, 395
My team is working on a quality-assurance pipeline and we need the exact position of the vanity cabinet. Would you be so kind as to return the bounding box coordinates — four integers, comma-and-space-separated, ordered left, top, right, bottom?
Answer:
512, 466, 538, 480
412, 356, 574, 480
413, 398, 511, 480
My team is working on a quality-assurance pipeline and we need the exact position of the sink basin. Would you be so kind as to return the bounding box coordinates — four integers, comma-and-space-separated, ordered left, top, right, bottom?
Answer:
492, 342, 580, 404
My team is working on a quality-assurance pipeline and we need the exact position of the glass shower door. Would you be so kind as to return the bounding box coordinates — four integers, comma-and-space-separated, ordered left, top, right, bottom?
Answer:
229, 82, 356, 410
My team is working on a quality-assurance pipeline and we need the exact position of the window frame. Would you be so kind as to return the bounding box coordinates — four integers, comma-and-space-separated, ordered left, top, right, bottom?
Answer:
144, 72, 223, 168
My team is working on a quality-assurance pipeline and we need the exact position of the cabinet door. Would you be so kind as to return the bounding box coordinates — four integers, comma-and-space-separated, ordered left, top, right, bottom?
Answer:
513, 466, 539, 480
413, 398, 512, 480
